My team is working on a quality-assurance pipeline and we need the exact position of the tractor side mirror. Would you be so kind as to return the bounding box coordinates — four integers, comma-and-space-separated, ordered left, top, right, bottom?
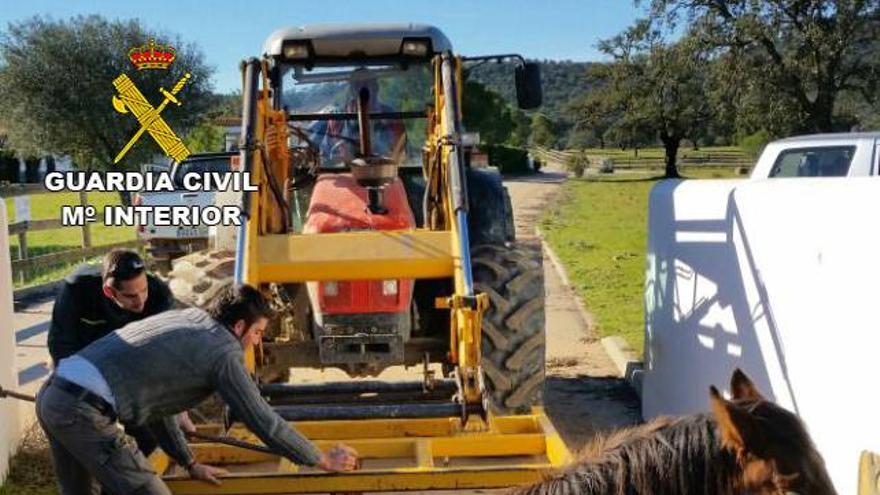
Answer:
515, 63, 542, 110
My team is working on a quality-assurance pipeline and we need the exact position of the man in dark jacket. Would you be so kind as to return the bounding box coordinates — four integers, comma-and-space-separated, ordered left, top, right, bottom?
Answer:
48, 248, 174, 365
36, 284, 358, 495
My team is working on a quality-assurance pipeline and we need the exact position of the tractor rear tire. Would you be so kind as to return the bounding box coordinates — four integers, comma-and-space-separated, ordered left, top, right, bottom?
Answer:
472, 242, 545, 414
167, 249, 235, 308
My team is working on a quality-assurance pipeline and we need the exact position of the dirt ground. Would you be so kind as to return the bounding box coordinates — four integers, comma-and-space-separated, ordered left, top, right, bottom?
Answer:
502, 165, 641, 447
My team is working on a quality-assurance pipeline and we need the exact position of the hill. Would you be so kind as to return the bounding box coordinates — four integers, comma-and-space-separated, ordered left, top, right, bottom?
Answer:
468, 60, 595, 145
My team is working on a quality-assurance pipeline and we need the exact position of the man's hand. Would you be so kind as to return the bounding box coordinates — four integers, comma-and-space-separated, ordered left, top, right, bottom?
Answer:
316, 443, 359, 472
187, 463, 229, 486
177, 411, 197, 434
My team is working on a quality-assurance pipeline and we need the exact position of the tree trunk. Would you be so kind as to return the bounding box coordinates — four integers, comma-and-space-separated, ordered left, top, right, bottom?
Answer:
45, 155, 55, 174
661, 132, 681, 178
118, 189, 132, 207
24, 157, 41, 183
0, 153, 17, 182
808, 90, 835, 133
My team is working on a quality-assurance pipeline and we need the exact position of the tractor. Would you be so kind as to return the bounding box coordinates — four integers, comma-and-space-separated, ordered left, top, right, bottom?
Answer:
158, 24, 570, 493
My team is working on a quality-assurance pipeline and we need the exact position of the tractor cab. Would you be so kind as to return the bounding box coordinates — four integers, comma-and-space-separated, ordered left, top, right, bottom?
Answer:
265, 24, 447, 170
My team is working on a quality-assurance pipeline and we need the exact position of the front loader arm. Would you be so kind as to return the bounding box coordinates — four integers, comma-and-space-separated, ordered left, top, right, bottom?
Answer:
427, 53, 489, 413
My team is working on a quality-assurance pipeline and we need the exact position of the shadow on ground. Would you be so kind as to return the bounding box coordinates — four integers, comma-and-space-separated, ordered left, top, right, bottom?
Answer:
543, 375, 642, 451
503, 171, 567, 184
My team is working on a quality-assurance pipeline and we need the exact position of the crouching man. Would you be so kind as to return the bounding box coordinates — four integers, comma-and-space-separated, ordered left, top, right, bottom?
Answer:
36, 284, 358, 495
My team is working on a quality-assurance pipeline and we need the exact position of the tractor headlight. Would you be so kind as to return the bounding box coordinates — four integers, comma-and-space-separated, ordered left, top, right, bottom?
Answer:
282, 41, 311, 60
324, 281, 339, 297
400, 39, 430, 57
382, 279, 398, 296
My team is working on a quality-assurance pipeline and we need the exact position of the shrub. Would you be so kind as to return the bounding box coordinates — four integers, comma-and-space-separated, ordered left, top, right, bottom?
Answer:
486, 145, 530, 174
739, 130, 772, 158
566, 152, 589, 178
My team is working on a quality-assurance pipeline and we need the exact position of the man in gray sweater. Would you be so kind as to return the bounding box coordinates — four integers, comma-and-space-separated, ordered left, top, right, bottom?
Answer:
36, 284, 358, 495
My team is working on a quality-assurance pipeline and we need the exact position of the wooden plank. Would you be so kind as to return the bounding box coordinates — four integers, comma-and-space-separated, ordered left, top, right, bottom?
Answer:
0, 183, 48, 198
9, 219, 63, 235
8, 215, 107, 235
11, 239, 145, 275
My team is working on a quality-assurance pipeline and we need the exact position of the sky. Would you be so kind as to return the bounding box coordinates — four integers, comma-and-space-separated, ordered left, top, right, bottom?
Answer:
0, 0, 645, 93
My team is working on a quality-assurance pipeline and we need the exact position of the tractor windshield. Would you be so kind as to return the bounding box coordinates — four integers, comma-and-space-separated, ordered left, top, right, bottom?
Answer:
280, 63, 432, 168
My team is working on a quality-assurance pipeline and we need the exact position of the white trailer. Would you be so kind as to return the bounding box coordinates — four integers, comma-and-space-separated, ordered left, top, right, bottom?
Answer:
643, 133, 880, 494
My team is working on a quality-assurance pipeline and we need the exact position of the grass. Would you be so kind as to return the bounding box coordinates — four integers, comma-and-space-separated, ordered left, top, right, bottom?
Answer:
541, 167, 742, 355
4, 191, 137, 288
0, 425, 55, 495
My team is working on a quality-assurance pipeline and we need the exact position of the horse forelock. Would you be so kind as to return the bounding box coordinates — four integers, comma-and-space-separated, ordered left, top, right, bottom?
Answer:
511, 414, 741, 495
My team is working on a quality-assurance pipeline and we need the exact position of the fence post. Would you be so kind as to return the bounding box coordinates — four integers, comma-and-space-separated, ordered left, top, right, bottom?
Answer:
15, 230, 27, 284
79, 191, 92, 250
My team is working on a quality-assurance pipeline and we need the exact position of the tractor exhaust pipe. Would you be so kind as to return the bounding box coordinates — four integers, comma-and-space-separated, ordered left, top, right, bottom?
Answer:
357, 87, 372, 157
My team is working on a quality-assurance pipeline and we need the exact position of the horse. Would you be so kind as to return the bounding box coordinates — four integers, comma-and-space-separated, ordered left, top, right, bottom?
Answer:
513, 369, 837, 495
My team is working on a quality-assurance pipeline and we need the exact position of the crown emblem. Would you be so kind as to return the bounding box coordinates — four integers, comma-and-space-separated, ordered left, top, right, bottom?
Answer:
128, 39, 176, 70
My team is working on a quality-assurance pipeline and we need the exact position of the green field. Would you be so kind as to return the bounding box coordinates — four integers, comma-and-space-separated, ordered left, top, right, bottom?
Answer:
541, 167, 742, 355
4, 191, 137, 288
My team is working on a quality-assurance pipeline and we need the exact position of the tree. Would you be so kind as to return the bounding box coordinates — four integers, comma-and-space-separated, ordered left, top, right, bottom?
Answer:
462, 81, 515, 145
579, 22, 712, 177
508, 109, 532, 147
646, 0, 880, 133
205, 92, 242, 120
530, 113, 557, 148
0, 16, 213, 191
185, 123, 226, 153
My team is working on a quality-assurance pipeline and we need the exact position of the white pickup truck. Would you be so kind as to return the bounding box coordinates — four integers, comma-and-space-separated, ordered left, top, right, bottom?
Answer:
135, 152, 236, 267
750, 132, 879, 178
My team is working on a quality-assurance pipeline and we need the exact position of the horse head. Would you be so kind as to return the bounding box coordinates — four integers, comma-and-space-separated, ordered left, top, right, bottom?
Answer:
710, 369, 837, 495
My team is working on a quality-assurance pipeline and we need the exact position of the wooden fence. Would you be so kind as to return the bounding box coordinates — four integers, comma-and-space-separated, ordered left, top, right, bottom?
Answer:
531, 147, 754, 172
1, 186, 144, 283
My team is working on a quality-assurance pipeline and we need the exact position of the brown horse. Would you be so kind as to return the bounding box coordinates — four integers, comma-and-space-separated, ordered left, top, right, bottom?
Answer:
513, 369, 837, 495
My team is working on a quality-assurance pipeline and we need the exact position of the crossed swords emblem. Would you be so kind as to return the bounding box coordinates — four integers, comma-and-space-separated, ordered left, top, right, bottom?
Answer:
112, 72, 192, 164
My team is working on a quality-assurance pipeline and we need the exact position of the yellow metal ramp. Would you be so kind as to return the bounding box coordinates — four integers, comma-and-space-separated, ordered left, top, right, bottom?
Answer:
154, 408, 570, 494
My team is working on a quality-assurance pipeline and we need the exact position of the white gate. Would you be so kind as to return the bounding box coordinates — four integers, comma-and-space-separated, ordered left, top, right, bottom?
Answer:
0, 200, 21, 482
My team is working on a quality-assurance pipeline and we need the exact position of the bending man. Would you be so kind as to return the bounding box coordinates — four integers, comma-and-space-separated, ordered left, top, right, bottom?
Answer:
37, 284, 358, 494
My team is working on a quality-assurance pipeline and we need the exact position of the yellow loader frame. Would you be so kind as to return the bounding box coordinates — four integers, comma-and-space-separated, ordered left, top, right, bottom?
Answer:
152, 51, 570, 492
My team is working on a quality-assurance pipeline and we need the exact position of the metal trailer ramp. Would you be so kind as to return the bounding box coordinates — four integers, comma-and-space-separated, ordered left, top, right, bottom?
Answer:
153, 408, 571, 494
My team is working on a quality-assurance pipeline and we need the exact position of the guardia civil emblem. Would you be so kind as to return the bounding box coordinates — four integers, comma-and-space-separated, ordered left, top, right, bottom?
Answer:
111, 39, 191, 164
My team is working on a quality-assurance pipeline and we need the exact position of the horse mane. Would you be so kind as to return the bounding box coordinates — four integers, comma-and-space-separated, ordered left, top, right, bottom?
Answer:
512, 414, 741, 495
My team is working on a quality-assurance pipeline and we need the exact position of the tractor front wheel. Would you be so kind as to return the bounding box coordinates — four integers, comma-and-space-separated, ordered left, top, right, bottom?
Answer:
472, 242, 546, 414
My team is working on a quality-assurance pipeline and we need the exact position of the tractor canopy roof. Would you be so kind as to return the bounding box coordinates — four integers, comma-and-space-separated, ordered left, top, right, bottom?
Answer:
263, 23, 452, 62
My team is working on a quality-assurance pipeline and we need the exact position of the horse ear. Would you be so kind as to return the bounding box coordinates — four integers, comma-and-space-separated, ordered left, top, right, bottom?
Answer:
730, 368, 765, 402
710, 385, 761, 453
